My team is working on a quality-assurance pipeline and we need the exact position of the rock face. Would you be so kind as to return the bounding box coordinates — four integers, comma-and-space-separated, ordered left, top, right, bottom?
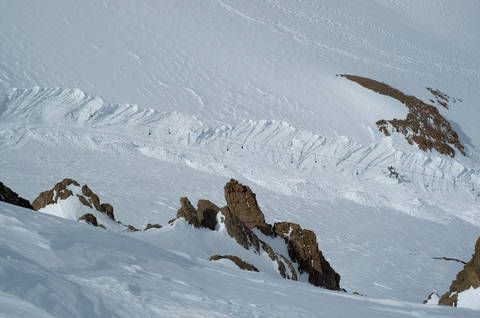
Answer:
224, 179, 266, 230
32, 178, 115, 221
0, 181, 33, 209
175, 197, 201, 227
197, 200, 220, 230
77, 213, 98, 226
439, 236, 480, 307
32, 178, 79, 210
219, 206, 260, 252
173, 179, 341, 291
209, 255, 259, 272
340, 75, 465, 157
144, 223, 162, 231
274, 222, 341, 290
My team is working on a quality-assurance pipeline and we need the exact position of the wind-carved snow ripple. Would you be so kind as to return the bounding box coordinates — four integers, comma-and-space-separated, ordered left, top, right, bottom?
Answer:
1, 87, 480, 224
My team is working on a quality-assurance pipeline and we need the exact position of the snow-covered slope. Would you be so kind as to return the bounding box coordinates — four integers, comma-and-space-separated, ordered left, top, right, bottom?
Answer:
1, 0, 480, 316
1, 202, 478, 318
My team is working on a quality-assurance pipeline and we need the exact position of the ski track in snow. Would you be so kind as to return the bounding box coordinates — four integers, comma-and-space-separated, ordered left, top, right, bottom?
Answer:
1, 86, 479, 226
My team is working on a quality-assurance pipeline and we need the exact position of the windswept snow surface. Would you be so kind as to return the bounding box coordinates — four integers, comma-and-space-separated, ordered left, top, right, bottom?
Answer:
1, 0, 480, 316
0, 202, 478, 318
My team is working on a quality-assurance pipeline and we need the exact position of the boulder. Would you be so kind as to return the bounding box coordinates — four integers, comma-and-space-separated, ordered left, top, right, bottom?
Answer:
439, 236, 480, 307
197, 199, 219, 230
144, 223, 162, 231
224, 179, 267, 230
0, 181, 33, 209
274, 222, 341, 290
127, 224, 140, 232
77, 213, 98, 226
209, 255, 259, 272
175, 197, 200, 227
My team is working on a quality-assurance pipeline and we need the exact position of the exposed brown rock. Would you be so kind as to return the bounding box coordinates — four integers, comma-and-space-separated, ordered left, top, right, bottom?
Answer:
280, 254, 298, 281
32, 178, 78, 210
260, 241, 288, 279
82, 185, 101, 211
77, 213, 98, 226
77, 194, 92, 208
127, 225, 140, 232
220, 206, 260, 252
426, 87, 461, 110
98, 224, 106, 229
197, 200, 219, 230
32, 179, 115, 220
341, 75, 465, 157
209, 255, 259, 272
439, 236, 480, 307
0, 181, 33, 210
274, 222, 341, 290
144, 223, 162, 231
176, 197, 200, 227
100, 203, 115, 220
224, 179, 267, 230
423, 292, 439, 304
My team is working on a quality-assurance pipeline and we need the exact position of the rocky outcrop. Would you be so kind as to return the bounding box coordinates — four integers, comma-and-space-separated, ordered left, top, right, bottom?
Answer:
423, 292, 440, 304
32, 178, 79, 210
197, 200, 219, 230
340, 75, 465, 157
439, 237, 480, 307
77, 213, 98, 226
0, 181, 33, 209
224, 179, 267, 231
127, 225, 140, 232
209, 255, 259, 272
175, 197, 201, 228
32, 179, 115, 220
172, 179, 341, 291
219, 206, 260, 252
273, 222, 341, 290
144, 223, 162, 231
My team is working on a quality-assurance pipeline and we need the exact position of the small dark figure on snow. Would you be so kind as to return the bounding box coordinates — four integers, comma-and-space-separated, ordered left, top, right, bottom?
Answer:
387, 166, 399, 179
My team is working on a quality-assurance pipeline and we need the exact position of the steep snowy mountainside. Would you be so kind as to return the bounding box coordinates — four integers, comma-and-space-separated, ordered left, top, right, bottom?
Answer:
1, 0, 479, 148
1, 202, 478, 317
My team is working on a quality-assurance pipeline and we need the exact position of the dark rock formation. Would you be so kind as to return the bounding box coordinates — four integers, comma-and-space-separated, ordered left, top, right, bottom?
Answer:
219, 206, 260, 252
32, 179, 115, 220
341, 75, 465, 157
171, 179, 341, 290
32, 178, 79, 210
127, 225, 140, 232
0, 181, 33, 209
423, 292, 439, 304
77, 213, 98, 226
176, 197, 200, 227
439, 236, 480, 307
197, 200, 219, 230
209, 255, 259, 272
274, 222, 341, 290
144, 223, 162, 231
100, 203, 115, 220
224, 179, 267, 230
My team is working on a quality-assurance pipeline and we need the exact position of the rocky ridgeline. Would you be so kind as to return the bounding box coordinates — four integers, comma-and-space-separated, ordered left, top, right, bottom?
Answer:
0, 181, 33, 209
170, 179, 341, 291
30, 178, 115, 228
0, 178, 340, 290
438, 236, 480, 307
